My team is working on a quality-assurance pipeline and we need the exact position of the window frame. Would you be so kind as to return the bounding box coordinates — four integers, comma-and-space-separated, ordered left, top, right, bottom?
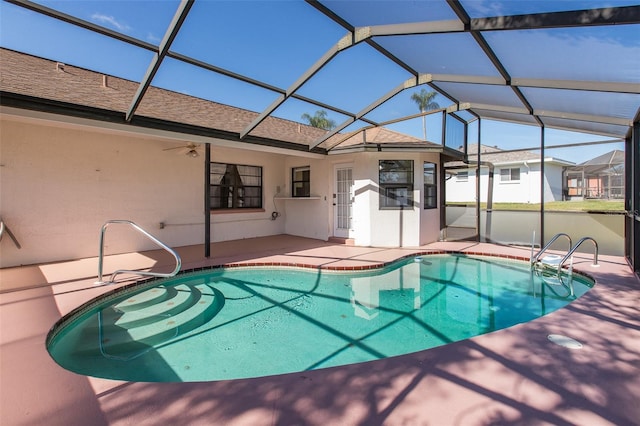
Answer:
379, 160, 414, 210
291, 166, 311, 198
210, 162, 263, 210
500, 167, 521, 183
423, 162, 437, 209
456, 170, 469, 182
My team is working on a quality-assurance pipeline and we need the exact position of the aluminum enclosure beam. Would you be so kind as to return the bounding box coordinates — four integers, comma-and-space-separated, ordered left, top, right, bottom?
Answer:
464, 102, 633, 127
325, 107, 448, 151
354, 5, 640, 38
425, 74, 640, 95
6, 0, 637, 150
240, 33, 354, 139
471, 5, 640, 31
125, 0, 194, 122
310, 77, 422, 149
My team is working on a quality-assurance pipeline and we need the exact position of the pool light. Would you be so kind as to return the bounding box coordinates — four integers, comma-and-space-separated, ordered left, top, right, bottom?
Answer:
547, 334, 583, 349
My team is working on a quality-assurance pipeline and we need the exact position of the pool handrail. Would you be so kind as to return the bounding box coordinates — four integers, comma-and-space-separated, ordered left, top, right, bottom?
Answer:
96, 220, 182, 285
556, 236, 599, 274
531, 233, 572, 265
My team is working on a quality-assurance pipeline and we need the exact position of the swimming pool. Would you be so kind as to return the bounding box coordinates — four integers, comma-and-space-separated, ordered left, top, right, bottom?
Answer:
47, 254, 593, 382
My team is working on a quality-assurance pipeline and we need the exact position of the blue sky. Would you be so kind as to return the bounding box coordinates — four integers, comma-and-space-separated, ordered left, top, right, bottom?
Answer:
1, 0, 634, 163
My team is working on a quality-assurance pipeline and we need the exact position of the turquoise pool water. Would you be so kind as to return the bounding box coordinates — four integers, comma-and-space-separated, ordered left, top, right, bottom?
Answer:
47, 254, 593, 382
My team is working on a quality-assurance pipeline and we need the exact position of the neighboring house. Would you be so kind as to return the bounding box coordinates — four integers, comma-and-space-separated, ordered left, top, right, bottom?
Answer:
565, 150, 625, 199
445, 144, 574, 204
0, 48, 453, 268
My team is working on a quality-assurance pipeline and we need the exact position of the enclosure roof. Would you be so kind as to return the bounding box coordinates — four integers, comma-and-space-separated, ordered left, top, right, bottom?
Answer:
1, 0, 639, 151
578, 149, 625, 166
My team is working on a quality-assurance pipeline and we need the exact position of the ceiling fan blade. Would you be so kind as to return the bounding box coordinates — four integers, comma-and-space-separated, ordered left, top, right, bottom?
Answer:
163, 142, 199, 151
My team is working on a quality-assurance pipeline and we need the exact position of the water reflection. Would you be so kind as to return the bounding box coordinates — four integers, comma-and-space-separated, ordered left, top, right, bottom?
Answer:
350, 262, 421, 319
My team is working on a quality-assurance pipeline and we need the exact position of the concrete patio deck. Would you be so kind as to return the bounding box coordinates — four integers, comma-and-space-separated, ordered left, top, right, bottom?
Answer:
1, 235, 639, 426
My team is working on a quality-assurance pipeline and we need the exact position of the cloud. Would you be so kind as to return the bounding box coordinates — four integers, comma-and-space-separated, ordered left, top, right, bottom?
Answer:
147, 32, 161, 44
464, 1, 505, 17
91, 13, 130, 32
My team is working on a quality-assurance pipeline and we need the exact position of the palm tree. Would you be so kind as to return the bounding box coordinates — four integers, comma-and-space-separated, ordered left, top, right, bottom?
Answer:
410, 89, 439, 141
301, 109, 335, 130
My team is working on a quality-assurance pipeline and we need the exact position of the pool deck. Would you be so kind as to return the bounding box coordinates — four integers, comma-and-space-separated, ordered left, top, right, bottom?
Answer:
1, 235, 639, 426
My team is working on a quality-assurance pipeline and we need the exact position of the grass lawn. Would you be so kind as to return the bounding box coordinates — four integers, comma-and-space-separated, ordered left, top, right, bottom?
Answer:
448, 200, 625, 212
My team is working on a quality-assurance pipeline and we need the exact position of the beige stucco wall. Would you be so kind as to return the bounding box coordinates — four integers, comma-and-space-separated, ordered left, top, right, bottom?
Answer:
346, 152, 441, 248
0, 115, 290, 268
0, 113, 443, 268
280, 157, 332, 241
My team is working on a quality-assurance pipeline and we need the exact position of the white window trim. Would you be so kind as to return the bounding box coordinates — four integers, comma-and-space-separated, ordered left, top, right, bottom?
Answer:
499, 167, 521, 184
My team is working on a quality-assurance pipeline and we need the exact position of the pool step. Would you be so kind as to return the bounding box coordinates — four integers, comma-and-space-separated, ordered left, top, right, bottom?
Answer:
100, 284, 221, 355
112, 286, 173, 312
75, 284, 223, 359
102, 285, 193, 328
539, 254, 563, 268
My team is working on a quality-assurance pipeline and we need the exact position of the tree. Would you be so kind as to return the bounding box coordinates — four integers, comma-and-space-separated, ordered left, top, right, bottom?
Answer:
301, 109, 336, 130
410, 89, 439, 141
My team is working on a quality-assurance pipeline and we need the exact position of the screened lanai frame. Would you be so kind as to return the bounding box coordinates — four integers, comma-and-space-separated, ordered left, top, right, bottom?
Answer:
1, 0, 639, 273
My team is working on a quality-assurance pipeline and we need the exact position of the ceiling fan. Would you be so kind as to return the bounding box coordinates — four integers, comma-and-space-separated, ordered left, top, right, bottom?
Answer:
163, 142, 200, 158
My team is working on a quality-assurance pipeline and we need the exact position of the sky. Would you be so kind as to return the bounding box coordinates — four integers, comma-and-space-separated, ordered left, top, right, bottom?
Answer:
0, 0, 636, 164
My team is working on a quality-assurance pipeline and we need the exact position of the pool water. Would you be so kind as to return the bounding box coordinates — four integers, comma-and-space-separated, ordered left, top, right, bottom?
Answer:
47, 254, 593, 382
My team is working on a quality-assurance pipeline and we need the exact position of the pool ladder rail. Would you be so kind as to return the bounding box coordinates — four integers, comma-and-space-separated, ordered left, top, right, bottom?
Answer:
531, 233, 599, 276
96, 220, 182, 285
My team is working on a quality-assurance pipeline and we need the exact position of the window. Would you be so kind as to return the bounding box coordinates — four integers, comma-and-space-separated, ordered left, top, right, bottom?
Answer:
500, 168, 520, 182
456, 171, 468, 181
292, 166, 310, 197
423, 162, 437, 209
210, 162, 262, 209
379, 160, 413, 209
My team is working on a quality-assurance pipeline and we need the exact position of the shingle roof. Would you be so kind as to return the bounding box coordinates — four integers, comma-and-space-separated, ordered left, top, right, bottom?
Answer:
445, 143, 573, 168
0, 48, 430, 153
467, 144, 541, 163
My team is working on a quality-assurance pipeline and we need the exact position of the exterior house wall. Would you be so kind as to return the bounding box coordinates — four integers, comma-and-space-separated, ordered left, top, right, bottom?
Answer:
208, 146, 287, 242
279, 157, 332, 241
494, 163, 539, 203
0, 116, 286, 268
420, 153, 442, 245
357, 152, 440, 247
351, 154, 374, 246
544, 164, 564, 201
364, 153, 421, 247
0, 116, 443, 268
280, 152, 442, 248
445, 161, 565, 204
446, 169, 477, 203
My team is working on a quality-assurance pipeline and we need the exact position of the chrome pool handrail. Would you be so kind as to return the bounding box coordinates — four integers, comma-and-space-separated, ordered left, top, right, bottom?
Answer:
557, 237, 598, 274
531, 233, 572, 265
96, 220, 181, 284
